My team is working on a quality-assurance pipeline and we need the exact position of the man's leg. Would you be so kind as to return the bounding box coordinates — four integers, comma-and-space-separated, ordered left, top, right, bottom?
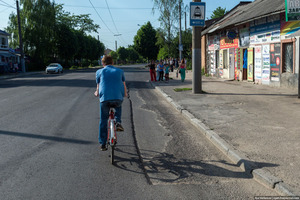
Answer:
99, 101, 110, 145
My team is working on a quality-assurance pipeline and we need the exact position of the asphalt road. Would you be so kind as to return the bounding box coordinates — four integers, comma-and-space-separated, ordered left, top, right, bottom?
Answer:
0, 65, 277, 199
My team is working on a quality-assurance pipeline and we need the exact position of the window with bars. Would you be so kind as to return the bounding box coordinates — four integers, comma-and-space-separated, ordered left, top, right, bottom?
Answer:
282, 42, 293, 73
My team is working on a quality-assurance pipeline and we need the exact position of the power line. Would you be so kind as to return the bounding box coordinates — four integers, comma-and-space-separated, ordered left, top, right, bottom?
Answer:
88, 0, 115, 35
64, 5, 153, 10
105, 0, 119, 35
0, 0, 15, 8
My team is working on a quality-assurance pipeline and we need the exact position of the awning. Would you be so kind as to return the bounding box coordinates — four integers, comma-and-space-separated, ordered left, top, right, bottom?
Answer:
0, 52, 17, 57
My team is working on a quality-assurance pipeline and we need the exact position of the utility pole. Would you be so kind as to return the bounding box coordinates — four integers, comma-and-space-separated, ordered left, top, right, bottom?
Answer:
298, 59, 300, 98
179, 0, 182, 61
16, 0, 25, 73
185, 11, 187, 31
192, 0, 203, 94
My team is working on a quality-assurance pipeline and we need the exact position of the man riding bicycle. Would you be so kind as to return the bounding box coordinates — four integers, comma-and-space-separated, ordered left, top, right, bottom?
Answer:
94, 55, 127, 151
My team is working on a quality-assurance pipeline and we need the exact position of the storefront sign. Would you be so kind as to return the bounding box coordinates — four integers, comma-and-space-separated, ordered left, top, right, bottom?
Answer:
285, 0, 300, 21
262, 45, 270, 85
250, 17, 281, 44
227, 30, 237, 40
239, 28, 250, 47
281, 17, 300, 35
220, 37, 239, 49
254, 46, 262, 82
270, 43, 281, 82
247, 48, 254, 82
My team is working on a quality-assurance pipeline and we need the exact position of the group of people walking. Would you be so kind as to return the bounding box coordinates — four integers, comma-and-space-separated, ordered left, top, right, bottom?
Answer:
148, 58, 187, 83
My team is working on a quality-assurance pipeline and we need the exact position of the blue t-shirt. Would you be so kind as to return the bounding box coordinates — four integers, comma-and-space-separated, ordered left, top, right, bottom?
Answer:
96, 65, 125, 102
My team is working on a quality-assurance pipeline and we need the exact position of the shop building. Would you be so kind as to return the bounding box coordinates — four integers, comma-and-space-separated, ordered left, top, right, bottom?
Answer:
202, 0, 299, 89
0, 30, 19, 73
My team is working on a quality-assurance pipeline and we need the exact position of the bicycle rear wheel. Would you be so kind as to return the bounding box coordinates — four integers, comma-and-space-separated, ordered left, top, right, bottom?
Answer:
110, 145, 115, 165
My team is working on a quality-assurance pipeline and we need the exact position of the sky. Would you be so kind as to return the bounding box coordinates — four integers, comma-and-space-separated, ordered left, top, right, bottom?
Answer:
0, 0, 253, 50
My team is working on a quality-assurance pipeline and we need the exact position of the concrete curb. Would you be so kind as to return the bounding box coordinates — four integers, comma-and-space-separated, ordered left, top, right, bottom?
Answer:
150, 81, 298, 196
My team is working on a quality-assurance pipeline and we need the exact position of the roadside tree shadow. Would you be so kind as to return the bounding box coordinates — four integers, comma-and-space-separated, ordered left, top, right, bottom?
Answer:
0, 130, 94, 145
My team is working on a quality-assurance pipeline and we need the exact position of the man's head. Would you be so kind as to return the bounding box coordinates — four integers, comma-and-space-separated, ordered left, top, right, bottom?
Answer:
102, 55, 114, 66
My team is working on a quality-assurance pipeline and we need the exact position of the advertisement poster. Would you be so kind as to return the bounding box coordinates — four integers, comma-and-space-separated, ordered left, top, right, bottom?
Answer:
219, 50, 223, 76
247, 48, 254, 82
270, 43, 281, 82
262, 45, 270, 85
239, 28, 250, 47
236, 48, 243, 70
208, 51, 216, 75
254, 46, 262, 83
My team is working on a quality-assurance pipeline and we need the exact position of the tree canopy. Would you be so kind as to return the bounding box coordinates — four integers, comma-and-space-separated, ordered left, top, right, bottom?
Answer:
133, 22, 158, 60
6, 0, 104, 69
210, 6, 227, 19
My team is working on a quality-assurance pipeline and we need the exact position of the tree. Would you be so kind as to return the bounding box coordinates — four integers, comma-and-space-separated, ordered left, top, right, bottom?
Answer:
133, 22, 158, 60
6, 1, 102, 69
117, 47, 129, 63
211, 7, 227, 19
127, 47, 139, 63
152, 0, 181, 56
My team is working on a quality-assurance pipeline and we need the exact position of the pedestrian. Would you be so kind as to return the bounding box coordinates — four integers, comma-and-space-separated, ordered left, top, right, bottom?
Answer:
14, 62, 18, 74
148, 60, 156, 81
94, 55, 127, 151
158, 60, 164, 81
179, 58, 186, 82
170, 58, 174, 72
156, 61, 160, 81
164, 63, 170, 83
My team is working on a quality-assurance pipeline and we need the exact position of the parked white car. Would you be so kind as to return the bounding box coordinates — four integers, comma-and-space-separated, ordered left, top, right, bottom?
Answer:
45, 63, 63, 74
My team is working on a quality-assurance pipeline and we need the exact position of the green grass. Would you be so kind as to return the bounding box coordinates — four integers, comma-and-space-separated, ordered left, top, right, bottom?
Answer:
174, 88, 192, 92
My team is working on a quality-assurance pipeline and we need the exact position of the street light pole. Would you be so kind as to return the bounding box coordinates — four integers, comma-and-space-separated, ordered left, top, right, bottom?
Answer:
192, 0, 202, 94
16, 0, 25, 73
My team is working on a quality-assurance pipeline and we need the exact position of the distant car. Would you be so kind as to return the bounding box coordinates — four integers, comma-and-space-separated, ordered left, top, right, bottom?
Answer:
45, 63, 63, 74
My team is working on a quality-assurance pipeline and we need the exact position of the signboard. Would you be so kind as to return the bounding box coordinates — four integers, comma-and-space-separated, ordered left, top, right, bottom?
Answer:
220, 37, 239, 49
254, 46, 262, 83
190, 2, 206, 26
262, 45, 270, 85
250, 16, 281, 44
285, 0, 300, 21
247, 48, 254, 82
270, 43, 281, 82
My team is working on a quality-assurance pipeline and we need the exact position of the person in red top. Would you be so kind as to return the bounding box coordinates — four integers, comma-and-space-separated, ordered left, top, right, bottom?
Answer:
148, 60, 156, 81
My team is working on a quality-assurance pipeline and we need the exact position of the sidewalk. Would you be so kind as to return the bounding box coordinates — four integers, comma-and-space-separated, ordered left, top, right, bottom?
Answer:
151, 70, 300, 196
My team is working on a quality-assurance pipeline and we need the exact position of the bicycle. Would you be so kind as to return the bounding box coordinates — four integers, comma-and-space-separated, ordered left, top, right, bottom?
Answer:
107, 103, 118, 165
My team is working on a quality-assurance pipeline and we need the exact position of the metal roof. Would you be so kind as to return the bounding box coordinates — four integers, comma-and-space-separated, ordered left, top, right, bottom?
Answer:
0, 30, 10, 36
202, 0, 285, 35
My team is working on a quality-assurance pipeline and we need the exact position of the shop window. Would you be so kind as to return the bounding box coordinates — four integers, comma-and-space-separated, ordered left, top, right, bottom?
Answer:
282, 42, 293, 73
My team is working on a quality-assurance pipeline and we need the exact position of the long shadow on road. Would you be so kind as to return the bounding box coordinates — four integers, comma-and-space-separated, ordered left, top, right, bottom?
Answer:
0, 130, 94, 145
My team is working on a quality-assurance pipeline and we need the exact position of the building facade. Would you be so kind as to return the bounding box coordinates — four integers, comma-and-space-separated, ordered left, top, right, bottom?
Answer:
202, 0, 299, 89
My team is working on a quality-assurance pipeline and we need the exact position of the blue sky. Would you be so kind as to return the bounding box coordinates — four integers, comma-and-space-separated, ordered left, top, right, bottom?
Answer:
0, 0, 252, 50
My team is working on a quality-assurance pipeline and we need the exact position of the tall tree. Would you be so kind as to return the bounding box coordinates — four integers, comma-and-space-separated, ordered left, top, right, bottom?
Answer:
152, 0, 181, 56
211, 7, 227, 19
133, 22, 158, 60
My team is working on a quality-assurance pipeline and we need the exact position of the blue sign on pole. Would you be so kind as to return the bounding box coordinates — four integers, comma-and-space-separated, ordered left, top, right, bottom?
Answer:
190, 2, 206, 27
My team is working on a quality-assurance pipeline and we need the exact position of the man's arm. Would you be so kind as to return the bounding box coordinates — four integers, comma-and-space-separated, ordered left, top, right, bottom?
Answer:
94, 84, 99, 97
123, 82, 127, 97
